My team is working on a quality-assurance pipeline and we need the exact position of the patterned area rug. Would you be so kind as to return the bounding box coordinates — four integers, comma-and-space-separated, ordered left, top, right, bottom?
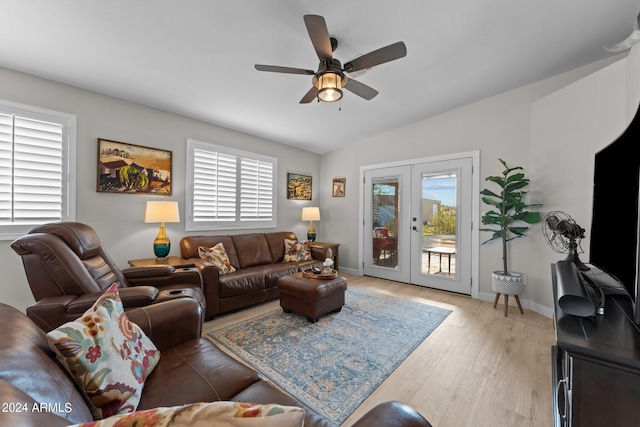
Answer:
207, 287, 451, 424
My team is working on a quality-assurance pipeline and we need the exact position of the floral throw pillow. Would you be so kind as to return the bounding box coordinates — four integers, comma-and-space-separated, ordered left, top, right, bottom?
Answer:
198, 243, 236, 275
46, 284, 160, 420
69, 401, 305, 427
283, 238, 312, 262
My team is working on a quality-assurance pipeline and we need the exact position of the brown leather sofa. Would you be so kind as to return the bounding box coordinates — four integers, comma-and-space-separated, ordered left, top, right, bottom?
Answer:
11, 222, 206, 332
180, 232, 327, 319
0, 299, 432, 427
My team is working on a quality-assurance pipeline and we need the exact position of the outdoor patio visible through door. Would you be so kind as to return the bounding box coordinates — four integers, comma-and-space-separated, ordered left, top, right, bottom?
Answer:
362, 154, 474, 295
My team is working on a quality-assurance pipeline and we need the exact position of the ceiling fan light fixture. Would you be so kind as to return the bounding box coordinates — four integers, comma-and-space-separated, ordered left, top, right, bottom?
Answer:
316, 72, 345, 102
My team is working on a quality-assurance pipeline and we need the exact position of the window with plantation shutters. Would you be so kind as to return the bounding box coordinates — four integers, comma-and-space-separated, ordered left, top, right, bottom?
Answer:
0, 100, 76, 240
186, 139, 277, 231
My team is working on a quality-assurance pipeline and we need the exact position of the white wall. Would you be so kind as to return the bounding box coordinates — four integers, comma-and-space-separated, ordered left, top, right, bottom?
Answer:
2, 46, 639, 316
0, 67, 320, 312
319, 48, 640, 316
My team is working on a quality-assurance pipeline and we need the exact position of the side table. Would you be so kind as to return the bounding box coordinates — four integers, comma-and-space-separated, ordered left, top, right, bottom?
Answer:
128, 256, 194, 268
311, 242, 339, 272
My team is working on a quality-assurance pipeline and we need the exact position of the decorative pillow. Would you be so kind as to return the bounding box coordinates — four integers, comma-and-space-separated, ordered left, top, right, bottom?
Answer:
283, 238, 312, 262
69, 401, 305, 427
198, 243, 236, 275
47, 284, 160, 420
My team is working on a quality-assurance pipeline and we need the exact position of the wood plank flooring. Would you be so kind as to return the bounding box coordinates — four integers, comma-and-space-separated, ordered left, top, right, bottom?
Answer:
201, 273, 556, 427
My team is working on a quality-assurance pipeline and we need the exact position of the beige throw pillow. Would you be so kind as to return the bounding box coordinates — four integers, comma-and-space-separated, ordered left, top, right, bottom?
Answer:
283, 238, 312, 262
67, 401, 305, 427
47, 284, 160, 420
198, 243, 236, 275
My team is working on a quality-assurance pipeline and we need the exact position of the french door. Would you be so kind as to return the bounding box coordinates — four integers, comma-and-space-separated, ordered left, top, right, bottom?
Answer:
362, 156, 473, 294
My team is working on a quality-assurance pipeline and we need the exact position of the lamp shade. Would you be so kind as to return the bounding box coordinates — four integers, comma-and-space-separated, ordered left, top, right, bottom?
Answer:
144, 201, 180, 223
301, 207, 321, 221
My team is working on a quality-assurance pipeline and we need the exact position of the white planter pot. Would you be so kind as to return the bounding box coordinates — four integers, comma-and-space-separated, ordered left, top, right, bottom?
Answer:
491, 271, 524, 295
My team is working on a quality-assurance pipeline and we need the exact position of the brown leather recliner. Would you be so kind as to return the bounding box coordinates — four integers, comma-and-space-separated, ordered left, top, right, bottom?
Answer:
10, 221, 206, 331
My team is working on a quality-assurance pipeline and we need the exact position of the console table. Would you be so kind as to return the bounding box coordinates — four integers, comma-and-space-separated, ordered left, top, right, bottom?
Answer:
551, 264, 640, 426
128, 256, 194, 268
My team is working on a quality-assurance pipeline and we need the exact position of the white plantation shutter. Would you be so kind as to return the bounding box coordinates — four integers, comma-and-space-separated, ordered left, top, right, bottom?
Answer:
193, 149, 237, 222
0, 101, 76, 239
240, 158, 273, 222
186, 139, 277, 230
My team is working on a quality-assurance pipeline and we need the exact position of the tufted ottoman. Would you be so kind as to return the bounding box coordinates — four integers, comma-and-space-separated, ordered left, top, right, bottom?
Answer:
277, 272, 348, 322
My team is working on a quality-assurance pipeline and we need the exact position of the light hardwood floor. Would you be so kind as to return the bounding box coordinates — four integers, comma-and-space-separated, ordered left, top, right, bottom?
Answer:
201, 273, 556, 427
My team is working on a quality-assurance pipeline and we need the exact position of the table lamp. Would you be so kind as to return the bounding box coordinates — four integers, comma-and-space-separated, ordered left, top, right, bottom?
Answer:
301, 207, 320, 242
144, 201, 180, 261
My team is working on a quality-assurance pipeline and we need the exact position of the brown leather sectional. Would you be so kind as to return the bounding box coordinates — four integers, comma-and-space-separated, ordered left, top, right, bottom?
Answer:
180, 231, 327, 319
0, 298, 432, 427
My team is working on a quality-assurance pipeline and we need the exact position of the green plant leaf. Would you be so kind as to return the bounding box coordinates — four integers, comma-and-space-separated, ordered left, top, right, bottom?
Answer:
480, 158, 542, 273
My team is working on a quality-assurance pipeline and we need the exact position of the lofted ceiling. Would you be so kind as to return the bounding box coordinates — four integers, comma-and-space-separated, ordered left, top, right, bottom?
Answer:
1, 1, 640, 154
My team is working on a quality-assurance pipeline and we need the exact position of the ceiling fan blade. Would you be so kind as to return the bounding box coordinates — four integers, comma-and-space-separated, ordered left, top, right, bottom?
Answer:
304, 15, 333, 61
344, 78, 378, 100
255, 64, 315, 75
300, 87, 318, 104
344, 41, 407, 72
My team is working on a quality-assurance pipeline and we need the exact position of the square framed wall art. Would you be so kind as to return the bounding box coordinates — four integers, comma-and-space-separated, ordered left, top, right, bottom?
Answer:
287, 173, 312, 200
97, 138, 172, 195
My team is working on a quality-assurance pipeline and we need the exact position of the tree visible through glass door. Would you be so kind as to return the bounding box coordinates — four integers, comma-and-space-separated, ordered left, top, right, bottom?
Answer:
420, 172, 457, 277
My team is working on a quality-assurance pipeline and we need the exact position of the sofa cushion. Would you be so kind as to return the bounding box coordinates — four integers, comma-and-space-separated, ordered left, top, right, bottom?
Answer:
232, 234, 272, 268
283, 239, 312, 262
69, 401, 305, 427
180, 235, 239, 268
138, 338, 262, 409
198, 243, 236, 275
218, 268, 267, 298
46, 284, 161, 420
260, 263, 302, 287
265, 231, 298, 262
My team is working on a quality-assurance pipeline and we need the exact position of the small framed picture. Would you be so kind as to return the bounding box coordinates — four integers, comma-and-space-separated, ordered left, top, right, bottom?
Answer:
332, 178, 346, 197
287, 173, 312, 200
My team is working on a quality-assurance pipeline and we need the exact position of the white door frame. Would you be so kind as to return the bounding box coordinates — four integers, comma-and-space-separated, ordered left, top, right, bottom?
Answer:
358, 150, 480, 299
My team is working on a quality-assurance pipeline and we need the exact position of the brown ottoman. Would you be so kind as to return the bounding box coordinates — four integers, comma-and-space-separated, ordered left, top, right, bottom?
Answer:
277, 272, 348, 322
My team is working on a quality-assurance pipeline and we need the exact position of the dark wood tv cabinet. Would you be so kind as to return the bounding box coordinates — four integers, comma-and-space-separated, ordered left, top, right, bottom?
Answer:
551, 264, 640, 426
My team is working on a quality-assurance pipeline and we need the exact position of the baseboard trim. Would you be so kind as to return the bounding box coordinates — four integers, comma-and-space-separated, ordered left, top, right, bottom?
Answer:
341, 268, 554, 319
478, 291, 554, 319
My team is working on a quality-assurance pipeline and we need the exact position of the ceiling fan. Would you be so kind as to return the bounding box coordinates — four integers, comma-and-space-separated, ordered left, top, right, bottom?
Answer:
255, 15, 407, 104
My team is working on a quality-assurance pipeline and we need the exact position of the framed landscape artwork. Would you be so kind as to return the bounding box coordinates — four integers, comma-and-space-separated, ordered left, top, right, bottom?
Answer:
97, 138, 172, 195
287, 173, 312, 200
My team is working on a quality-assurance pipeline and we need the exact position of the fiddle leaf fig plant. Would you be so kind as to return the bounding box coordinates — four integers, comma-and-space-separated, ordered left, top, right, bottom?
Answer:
480, 158, 542, 275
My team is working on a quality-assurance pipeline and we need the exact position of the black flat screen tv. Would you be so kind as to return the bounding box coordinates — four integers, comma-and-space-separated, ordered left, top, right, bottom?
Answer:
589, 104, 640, 325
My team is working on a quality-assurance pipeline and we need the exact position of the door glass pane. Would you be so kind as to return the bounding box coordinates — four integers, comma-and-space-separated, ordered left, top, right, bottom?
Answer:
371, 177, 399, 268
421, 172, 457, 277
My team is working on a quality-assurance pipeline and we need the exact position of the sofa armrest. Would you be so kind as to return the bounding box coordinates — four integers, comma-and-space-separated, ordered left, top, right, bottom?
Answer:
0, 381, 70, 427
66, 286, 159, 313
126, 298, 203, 351
26, 287, 160, 332
124, 266, 203, 289
351, 401, 432, 427
311, 246, 330, 261
122, 265, 175, 278
185, 258, 220, 319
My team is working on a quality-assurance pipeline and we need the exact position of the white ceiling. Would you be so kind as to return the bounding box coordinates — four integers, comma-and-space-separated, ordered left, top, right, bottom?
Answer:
1, 1, 639, 154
